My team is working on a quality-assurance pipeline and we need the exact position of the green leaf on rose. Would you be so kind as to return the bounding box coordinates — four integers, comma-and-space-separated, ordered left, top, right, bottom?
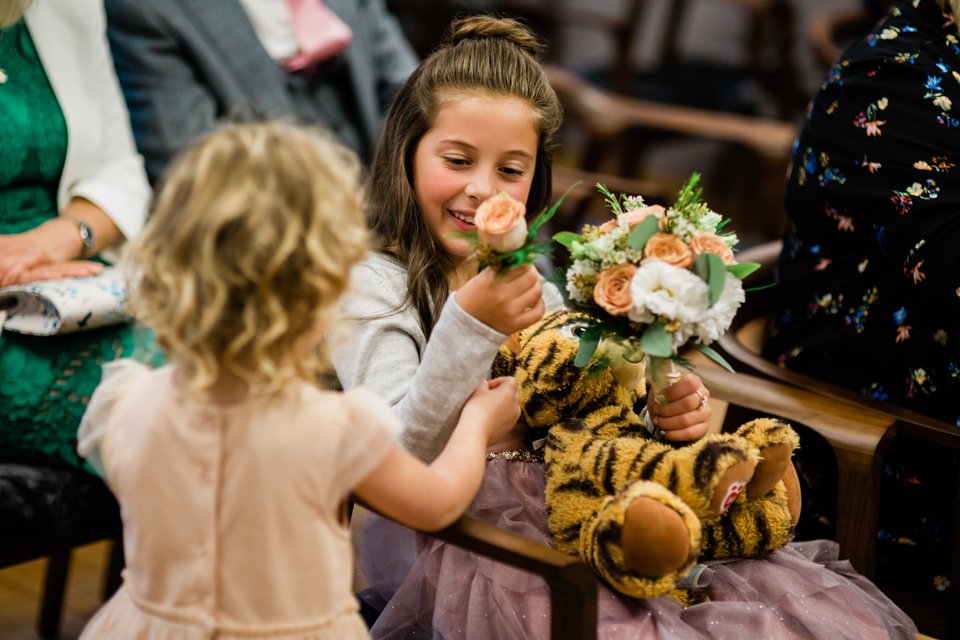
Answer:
639, 322, 673, 358
727, 261, 760, 280
626, 216, 660, 251
530, 181, 578, 237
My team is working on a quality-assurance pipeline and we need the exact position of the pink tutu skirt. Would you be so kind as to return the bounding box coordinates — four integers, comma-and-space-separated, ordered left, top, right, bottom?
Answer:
358, 459, 916, 639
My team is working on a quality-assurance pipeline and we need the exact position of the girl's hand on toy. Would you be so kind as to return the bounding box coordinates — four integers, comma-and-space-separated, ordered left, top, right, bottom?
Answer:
456, 265, 544, 335
647, 373, 711, 443
461, 376, 522, 447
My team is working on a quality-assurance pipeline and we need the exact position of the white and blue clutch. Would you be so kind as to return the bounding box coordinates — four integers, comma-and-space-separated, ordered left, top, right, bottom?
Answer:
0, 266, 130, 336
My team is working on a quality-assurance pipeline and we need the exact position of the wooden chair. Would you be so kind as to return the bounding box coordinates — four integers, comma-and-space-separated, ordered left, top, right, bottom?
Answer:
638, 0, 803, 119
0, 462, 123, 639
545, 64, 798, 245
485, 0, 803, 118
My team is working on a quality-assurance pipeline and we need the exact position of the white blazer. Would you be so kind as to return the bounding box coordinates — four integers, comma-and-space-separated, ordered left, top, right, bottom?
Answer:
25, 0, 150, 241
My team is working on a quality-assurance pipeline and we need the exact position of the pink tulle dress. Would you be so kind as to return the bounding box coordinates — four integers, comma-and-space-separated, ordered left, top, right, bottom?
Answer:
358, 458, 917, 640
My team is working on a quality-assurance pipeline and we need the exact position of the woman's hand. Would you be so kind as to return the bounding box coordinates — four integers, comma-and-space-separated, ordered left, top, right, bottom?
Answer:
0, 231, 54, 286
18, 260, 104, 283
647, 372, 711, 443
0, 198, 122, 287
0, 232, 103, 287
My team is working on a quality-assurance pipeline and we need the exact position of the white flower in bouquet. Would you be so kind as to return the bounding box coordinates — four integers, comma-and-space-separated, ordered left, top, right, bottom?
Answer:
627, 259, 709, 335
566, 259, 598, 304
692, 272, 745, 344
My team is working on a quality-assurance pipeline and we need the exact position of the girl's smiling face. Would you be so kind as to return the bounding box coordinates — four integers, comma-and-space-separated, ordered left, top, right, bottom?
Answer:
413, 92, 539, 268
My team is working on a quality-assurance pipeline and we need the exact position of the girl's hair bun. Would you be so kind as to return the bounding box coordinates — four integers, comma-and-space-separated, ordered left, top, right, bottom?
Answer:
444, 14, 543, 58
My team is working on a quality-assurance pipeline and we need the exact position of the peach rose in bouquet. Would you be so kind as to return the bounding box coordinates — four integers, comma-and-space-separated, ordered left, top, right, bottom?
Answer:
644, 233, 693, 268
475, 193, 528, 253
592, 263, 637, 316
597, 204, 665, 235
689, 232, 735, 265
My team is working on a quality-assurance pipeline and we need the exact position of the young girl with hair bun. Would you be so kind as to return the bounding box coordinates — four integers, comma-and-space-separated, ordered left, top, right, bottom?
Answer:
335, 13, 917, 640
75, 120, 522, 639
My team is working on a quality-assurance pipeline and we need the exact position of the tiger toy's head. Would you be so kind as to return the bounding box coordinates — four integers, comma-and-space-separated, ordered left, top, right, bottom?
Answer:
493, 310, 648, 442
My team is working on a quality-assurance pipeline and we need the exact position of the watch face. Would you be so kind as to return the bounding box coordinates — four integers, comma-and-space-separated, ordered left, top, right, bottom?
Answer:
75, 220, 94, 254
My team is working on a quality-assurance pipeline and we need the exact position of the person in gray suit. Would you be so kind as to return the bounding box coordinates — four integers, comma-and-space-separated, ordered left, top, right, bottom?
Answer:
104, 0, 418, 184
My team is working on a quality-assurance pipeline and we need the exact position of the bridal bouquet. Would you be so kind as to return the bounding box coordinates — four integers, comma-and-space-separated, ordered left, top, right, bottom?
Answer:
553, 174, 758, 388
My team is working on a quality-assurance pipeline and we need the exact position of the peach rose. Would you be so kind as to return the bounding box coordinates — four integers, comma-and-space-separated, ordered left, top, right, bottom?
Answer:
592, 263, 637, 316
689, 232, 735, 265
643, 233, 693, 268
475, 193, 528, 252
597, 205, 665, 234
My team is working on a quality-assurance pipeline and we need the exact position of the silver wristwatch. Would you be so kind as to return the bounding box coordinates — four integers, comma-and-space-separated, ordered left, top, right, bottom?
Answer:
63, 216, 95, 257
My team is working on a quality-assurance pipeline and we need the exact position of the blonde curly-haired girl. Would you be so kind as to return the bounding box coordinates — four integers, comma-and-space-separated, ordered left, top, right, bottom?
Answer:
75, 121, 520, 639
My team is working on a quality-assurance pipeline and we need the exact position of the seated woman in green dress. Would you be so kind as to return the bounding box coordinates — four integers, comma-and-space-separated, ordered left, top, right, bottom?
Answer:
0, 0, 152, 472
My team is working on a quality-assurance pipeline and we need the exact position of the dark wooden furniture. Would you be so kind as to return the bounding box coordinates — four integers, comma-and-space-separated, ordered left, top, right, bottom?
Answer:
545, 64, 798, 244
0, 462, 123, 639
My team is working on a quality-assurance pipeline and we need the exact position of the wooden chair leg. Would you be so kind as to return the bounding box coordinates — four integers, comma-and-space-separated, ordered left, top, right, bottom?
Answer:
548, 564, 599, 640
102, 538, 124, 601
37, 549, 71, 640
834, 466, 880, 578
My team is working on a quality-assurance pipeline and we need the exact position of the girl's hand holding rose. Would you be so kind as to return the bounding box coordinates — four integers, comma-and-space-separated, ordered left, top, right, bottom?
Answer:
456, 265, 543, 336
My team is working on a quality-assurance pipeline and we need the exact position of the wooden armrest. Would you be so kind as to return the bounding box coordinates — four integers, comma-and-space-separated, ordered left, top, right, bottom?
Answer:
353, 505, 598, 640
545, 64, 797, 162
691, 359, 898, 577
720, 241, 960, 449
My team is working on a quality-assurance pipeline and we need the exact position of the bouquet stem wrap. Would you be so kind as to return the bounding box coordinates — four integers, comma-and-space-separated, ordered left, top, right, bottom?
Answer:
647, 356, 682, 401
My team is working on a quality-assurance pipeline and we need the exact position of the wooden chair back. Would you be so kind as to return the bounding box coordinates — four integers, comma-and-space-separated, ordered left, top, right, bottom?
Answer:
545, 64, 798, 245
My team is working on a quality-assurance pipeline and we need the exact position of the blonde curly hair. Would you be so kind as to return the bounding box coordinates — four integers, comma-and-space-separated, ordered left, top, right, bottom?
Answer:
129, 121, 369, 395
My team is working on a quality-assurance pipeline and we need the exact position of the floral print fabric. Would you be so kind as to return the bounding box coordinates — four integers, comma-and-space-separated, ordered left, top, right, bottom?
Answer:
765, 0, 960, 427
765, 0, 959, 619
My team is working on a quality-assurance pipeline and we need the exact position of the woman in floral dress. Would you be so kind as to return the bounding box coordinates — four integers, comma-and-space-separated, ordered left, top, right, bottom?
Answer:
765, 0, 960, 627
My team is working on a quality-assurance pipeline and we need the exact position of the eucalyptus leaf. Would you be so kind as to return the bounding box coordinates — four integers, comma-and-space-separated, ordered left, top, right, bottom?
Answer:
639, 322, 673, 358
690, 342, 735, 372
627, 216, 660, 251
692, 253, 709, 282
574, 329, 600, 368
727, 261, 761, 280
706, 252, 726, 307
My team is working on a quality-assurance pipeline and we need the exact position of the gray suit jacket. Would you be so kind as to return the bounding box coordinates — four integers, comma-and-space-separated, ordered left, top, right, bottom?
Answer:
105, 0, 418, 183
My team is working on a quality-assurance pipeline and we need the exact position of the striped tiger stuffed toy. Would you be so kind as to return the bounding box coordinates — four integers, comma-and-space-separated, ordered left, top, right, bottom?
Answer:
493, 309, 801, 600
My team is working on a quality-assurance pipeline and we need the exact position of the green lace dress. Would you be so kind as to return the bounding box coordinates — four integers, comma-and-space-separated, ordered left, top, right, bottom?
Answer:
0, 21, 144, 472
